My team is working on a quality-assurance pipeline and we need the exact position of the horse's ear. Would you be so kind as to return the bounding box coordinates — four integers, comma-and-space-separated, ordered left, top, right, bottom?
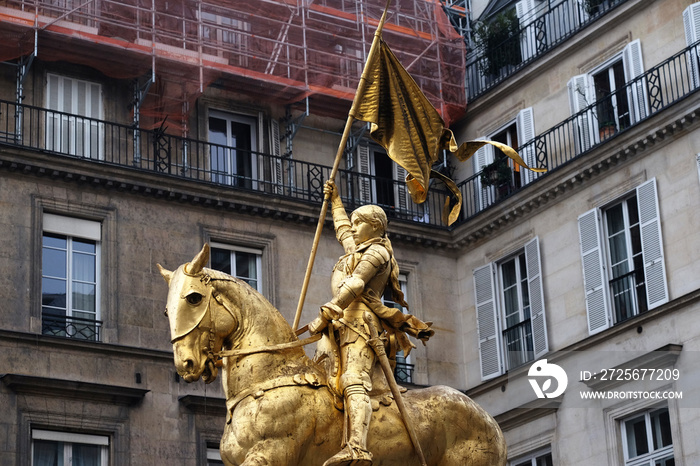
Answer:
187, 243, 210, 274
157, 263, 173, 285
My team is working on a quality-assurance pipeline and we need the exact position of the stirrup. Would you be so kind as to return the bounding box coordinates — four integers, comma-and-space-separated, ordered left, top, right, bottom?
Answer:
322, 445, 373, 466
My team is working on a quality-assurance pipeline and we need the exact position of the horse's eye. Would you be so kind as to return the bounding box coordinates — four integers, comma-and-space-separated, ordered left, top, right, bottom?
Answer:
186, 293, 203, 305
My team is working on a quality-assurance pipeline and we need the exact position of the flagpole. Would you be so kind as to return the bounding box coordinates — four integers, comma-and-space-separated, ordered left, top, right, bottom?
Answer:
292, 0, 392, 332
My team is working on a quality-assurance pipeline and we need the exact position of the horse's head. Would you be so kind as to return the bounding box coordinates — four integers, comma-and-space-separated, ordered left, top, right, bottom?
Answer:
158, 244, 238, 384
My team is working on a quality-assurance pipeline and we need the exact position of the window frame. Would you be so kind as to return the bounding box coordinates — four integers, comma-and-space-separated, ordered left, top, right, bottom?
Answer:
209, 242, 263, 292
206, 446, 224, 465
497, 250, 534, 370
619, 406, 675, 466
509, 446, 553, 466
577, 178, 668, 336
31, 429, 109, 465
601, 193, 647, 324
41, 213, 102, 341
473, 236, 548, 380
472, 107, 536, 210
45, 73, 104, 159
207, 109, 259, 188
567, 39, 647, 153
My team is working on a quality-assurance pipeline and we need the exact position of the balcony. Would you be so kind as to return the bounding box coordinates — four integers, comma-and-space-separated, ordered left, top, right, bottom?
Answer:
0, 98, 452, 227
456, 39, 700, 223
467, 0, 629, 101
1, 41, 697, 229
42, 314, 102, 341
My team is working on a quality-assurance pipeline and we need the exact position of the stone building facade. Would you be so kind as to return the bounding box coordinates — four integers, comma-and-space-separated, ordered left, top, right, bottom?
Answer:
0, 0, 699, 464
455, 0, 700, 464
0, 0, 466, 463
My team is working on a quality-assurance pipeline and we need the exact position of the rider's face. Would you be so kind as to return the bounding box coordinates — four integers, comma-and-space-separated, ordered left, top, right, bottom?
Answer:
350, 214, 379, 245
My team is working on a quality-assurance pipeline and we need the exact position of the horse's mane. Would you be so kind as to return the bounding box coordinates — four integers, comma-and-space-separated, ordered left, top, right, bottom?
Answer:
202, 266, 296, 336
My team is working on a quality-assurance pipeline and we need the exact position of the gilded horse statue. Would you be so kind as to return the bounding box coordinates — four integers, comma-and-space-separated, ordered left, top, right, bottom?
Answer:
158, 244, 506, 466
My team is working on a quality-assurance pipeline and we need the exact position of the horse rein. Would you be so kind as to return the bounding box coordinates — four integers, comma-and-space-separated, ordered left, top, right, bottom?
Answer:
200, 276, 322, 362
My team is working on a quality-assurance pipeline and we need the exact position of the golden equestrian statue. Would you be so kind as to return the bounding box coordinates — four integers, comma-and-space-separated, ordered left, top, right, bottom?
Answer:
158, 240, 507, 466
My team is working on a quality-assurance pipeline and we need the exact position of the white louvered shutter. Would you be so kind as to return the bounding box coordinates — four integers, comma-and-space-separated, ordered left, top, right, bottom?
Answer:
270, 119, 284, 194
567, 74, 596, 153
575, 0, 590, 24
516, 107, 537, 185
516, 0, 538, 62
473, 137, 495, 210
622, 39, 648, 123
636, 178, 669, 309
578, 208, 611, 335
357, 144, 372, 204
525, 237, 548, 359
474, 263, 502, 380
394, 164, 408, 215
683, 3, 700, 89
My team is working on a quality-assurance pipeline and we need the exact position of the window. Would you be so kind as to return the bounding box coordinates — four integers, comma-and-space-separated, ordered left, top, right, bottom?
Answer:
578, 179, 668, 335
684, 2, 700, 89
41, 213, 101, 341
207, 446, 224, 466
511, 447, 553, 466
621, 407, 674, 466
32, 429, 108, 465
46, 74, 103, 159
208, 110, 258, 189
473, 107, 536, 210
200, 10, 251, 67
473, 237, 548, 380
381, 274, 413, 383
499, 251, 534, 369
567, 40, 647, 153
210, 243, 262, 292
604, 194, 647, 323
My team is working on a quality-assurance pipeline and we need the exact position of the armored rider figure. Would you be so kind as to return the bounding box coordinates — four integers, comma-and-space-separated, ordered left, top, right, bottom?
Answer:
310, 180, 433, 466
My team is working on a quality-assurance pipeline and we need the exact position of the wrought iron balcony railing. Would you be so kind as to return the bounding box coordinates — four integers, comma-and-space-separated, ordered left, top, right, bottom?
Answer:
456, 40, 700, 223
467, 0, 628, 101
42, 314, 102, 341
394, 361, 415, 384
1, 41, 697, 229
502, 317, 534, 370
609, 270, 647, 324
0, 99, 452, 227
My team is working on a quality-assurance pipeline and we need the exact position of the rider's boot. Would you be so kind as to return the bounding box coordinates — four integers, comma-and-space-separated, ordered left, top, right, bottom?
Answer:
323, 385, 373, 466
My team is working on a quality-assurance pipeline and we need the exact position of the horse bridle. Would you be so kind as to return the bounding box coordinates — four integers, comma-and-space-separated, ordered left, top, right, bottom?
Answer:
190, 273, 321, 370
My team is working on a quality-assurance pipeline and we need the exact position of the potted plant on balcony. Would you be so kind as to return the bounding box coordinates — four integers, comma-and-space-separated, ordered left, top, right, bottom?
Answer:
598, 121, 617, 140
473, 9, 522, 78
480, 158, 513, 189
584, 0, 609, 15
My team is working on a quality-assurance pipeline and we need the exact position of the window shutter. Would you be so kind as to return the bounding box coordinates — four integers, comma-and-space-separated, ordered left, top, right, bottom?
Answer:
394, 164, 408, 214
567, 74, 595, 153
622, 39, 648, 123
575, 0, 590, 24
578, 208, 610, 335
474, 263, 502, 380
636, 178, 669, 310
270, 119, 284, 194
472, 137, 495, 210
683, 3, 700, 89
516, 107, 538, 185
525, 237, 548, 359
516, 0, 538, 61
357, 144, 372, 204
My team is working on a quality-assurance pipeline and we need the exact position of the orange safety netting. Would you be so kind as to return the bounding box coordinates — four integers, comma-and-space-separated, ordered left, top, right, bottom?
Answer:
0, 0, 466, 134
